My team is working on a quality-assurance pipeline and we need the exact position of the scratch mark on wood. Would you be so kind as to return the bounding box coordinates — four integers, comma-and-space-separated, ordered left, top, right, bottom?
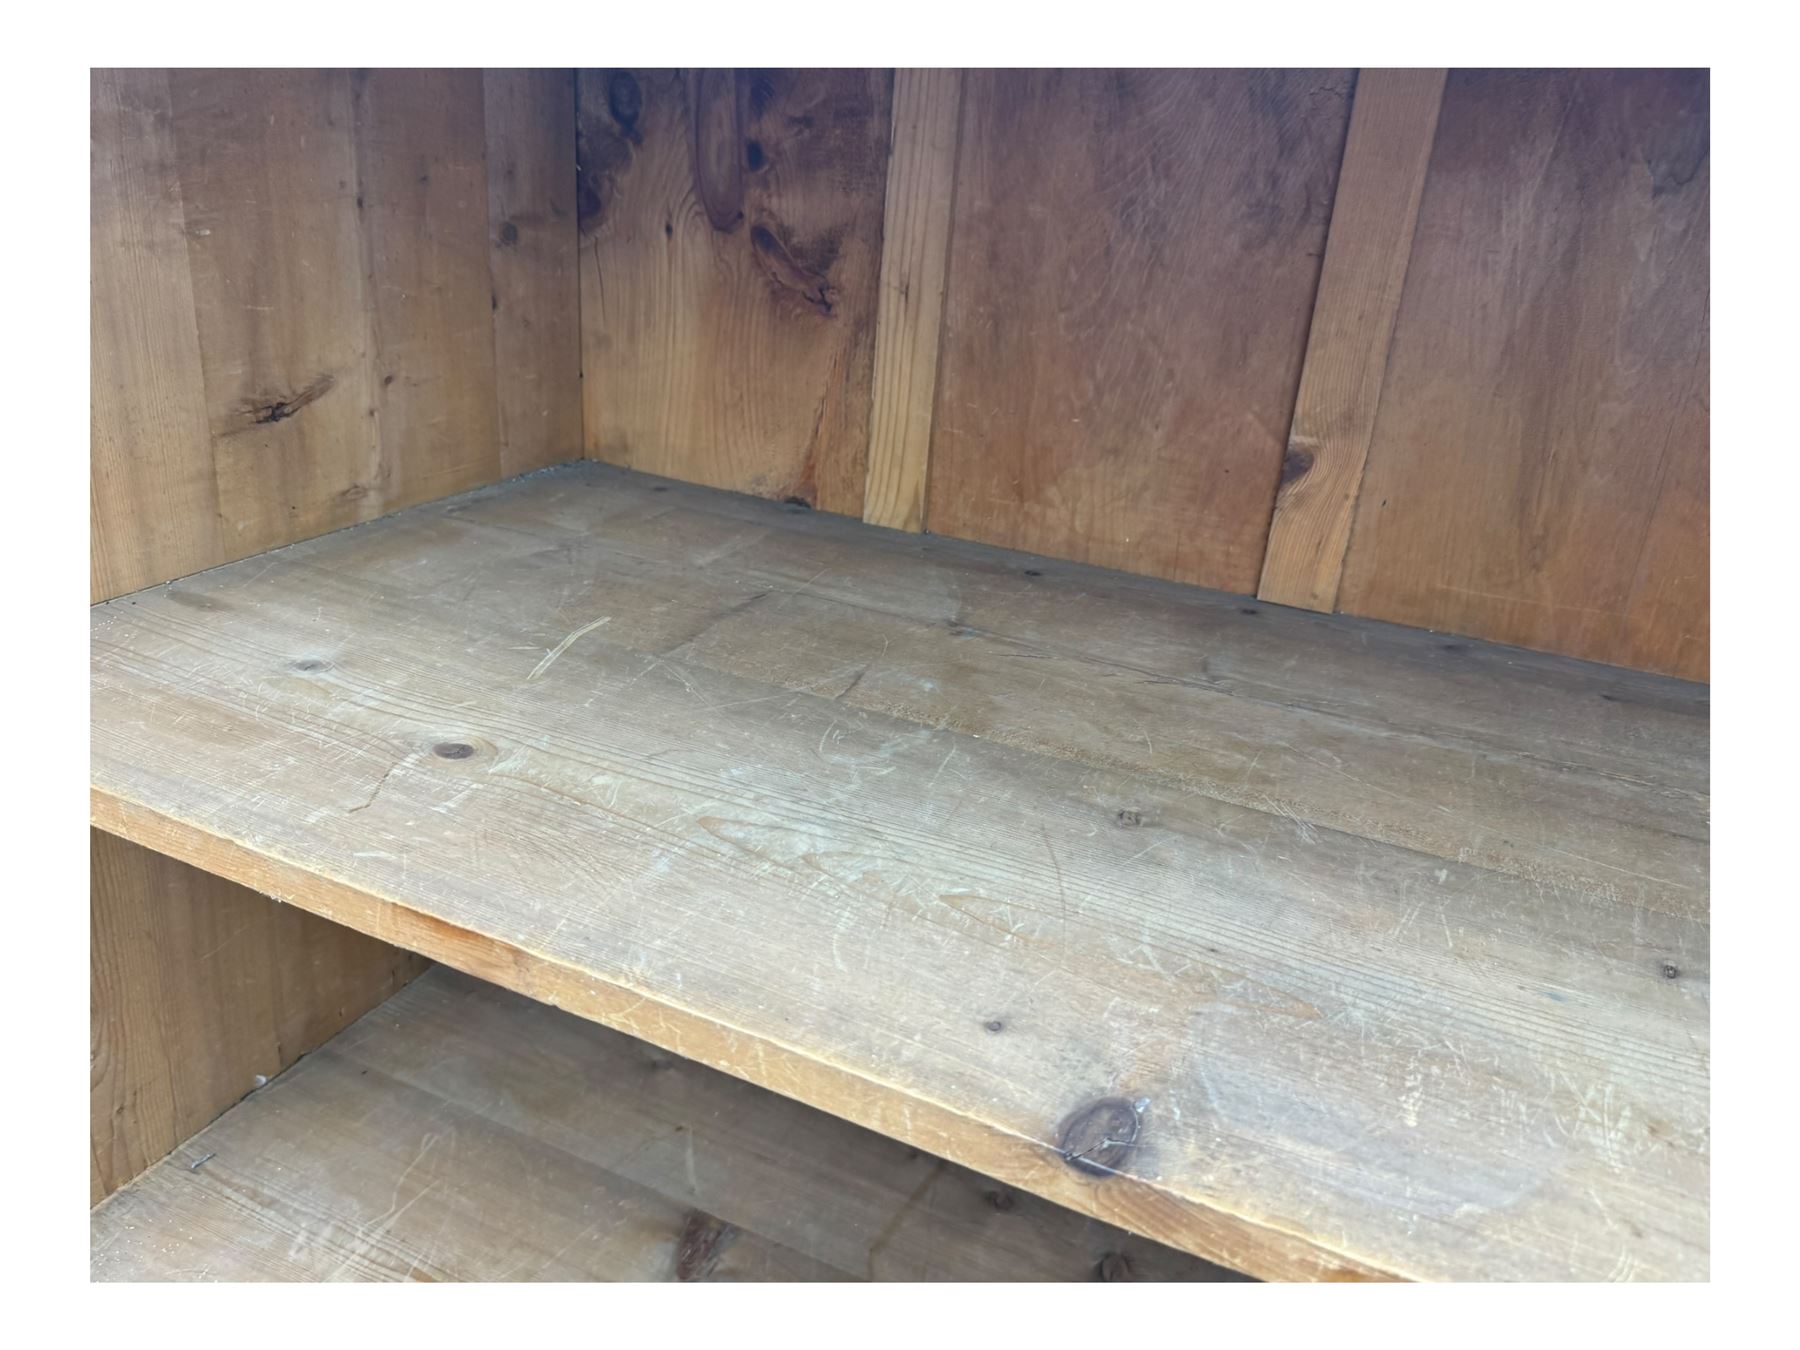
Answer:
527, 615, 613, 683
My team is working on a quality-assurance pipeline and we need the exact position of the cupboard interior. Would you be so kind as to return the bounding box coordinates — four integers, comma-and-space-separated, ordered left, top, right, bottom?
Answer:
90, 68, 1710, 1282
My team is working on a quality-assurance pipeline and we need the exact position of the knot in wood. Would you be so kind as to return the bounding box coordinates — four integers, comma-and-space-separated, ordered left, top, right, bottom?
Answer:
1057, 1096, 1143, 1177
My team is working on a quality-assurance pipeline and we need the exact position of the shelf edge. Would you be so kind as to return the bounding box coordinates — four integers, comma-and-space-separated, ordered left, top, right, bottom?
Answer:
90, 784, 1405, 1283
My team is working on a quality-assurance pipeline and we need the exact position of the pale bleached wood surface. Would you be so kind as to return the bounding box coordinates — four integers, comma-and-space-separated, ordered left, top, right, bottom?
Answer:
93, 966, 1229, 1281
90, 463, 1709, 1281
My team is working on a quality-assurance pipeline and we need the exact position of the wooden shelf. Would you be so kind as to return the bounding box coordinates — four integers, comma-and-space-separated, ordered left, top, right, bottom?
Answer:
90, 463, 1710, 1281
94, 967, 1227, 1281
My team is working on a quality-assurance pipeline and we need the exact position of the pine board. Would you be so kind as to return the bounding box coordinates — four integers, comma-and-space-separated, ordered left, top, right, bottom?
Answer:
93, 966, 1230, 1281
90, 463, 1710, 1281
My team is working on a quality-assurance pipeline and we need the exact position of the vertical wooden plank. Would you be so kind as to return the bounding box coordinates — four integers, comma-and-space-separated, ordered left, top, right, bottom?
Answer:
352, 69, 504, 506
91, 831, 426, 1203
89, 69, 219, 601
483, 69, 582, 476
168, 69, 383, 557
1336, 70, 1709, 680
862, 69, 963, 533
927, 71, 1354, 592
1256, 69, 1445, 612
96, 68, 576, 597
577, 69, 892, 515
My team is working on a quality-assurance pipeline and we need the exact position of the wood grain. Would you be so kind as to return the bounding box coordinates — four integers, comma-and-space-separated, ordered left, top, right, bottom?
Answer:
863, 69, 963, 532
90, 830, 425, 1204
927, 70, 1354, 591
1257, 70, 1446, 611
89, 67, 572, 1205
169, 69, 384, 560
577, 69, 892, 514
90, 68, 578, 601
91, 465, 1709, 1281
90, 69, 219, 602
94, 967, 1233, 1281
351, 69, 504, 508
1336, 70, 1710, 681
484, 69, 583, 475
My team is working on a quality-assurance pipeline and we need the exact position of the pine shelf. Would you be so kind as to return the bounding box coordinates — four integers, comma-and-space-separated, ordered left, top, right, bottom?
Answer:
90, 463, 1710, 1281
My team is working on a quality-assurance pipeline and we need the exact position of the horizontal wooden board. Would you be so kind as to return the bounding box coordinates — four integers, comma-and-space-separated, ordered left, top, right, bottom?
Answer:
1335, 69, 1710, 680
90, 464, 1709, 1281
93, 966, 1231, 1281
90, 830, 426, 1203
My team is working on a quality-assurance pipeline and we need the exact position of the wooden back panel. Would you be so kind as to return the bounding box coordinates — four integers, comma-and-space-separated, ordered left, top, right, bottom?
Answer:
574, 68, 1705, 679
576, 69, 891, 516
91, 68, 580, 602
925, 69, 1352, 593
1334, 70, 1709, 681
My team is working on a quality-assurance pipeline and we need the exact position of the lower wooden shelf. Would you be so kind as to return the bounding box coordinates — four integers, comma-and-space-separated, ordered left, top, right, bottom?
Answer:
91, 966, 1232, 1282
90, 463, 1710, 1280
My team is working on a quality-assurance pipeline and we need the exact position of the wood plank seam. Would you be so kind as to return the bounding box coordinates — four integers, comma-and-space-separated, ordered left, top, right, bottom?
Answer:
1256, 68, 1447, 612
863, 69, 966, 533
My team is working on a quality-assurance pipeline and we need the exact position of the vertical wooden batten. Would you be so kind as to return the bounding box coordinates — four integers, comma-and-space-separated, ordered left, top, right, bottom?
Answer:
863, 69, 964, 532
1257, 68, 1446, 612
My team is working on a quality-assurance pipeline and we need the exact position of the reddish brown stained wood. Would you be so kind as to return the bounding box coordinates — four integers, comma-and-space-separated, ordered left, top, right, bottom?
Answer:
927, 70, 1354, 592
1336, 69, 1710, 681
168, 69, 384, 557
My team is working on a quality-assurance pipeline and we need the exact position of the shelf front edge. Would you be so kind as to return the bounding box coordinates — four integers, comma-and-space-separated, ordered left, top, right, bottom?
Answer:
89, 786, 1397, 1282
